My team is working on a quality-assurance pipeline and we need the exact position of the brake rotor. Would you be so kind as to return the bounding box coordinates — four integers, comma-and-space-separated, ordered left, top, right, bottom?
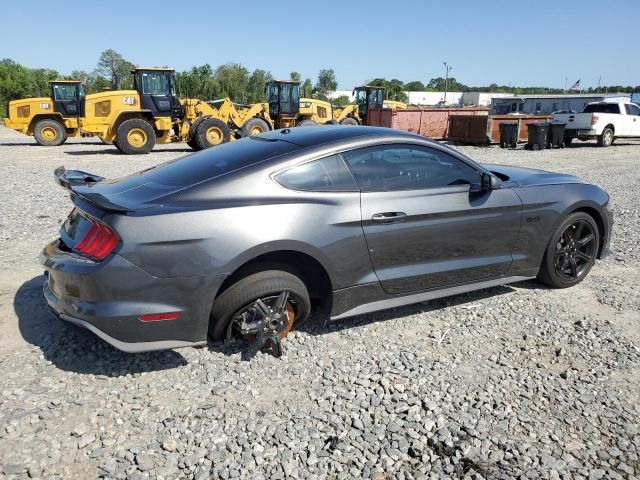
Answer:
243, 302, 295, 341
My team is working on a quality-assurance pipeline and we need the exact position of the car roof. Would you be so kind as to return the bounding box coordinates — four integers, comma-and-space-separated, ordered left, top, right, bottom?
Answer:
257, 125, 423, 148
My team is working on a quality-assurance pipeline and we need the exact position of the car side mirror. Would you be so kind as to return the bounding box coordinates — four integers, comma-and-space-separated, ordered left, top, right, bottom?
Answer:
471, 173, 502, 193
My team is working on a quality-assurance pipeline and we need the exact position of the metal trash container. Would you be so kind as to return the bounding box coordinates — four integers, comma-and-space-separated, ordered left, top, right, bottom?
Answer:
526, 122, 549, 150
499, 122, 518, 148
547, 122, 566, 148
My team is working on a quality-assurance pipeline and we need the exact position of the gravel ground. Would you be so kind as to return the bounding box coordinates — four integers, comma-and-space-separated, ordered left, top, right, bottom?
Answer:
0, 126, 639, 479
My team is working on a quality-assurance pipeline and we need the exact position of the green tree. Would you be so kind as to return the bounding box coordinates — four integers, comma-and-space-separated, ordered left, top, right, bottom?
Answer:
96, 49, 135, 89
427, 77, 468, 92
314, 69, 337, 100
213, 63, 250, 102
301, 78, 313, 98
330, 95, 351, 107
289, 71, 301, 82
404, 81, 425, 91
247, 68, 272, 103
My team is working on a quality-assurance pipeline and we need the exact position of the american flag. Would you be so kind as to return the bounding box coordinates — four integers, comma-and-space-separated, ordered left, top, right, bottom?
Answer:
569, 79, 581, 90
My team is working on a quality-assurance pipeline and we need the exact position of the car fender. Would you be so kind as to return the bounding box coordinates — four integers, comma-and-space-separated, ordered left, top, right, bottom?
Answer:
217, 239, 344, 287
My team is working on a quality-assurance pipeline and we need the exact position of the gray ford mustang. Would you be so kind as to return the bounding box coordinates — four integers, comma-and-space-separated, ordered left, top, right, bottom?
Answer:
41, 126, 612, 354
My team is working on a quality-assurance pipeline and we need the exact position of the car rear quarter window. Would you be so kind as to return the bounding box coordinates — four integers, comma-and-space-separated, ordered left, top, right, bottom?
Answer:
342, 144, 481, 192
624, 104, 640, 116
133, 137, 299, 187
275, 154, 358, 192
583, 103, 621, 114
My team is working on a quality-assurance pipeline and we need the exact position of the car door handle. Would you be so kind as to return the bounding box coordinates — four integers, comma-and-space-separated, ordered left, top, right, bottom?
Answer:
371, 212, 407, 224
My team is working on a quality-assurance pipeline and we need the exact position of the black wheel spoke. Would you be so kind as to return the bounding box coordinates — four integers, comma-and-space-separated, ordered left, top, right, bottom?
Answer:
574, 222, 584, 239
576, 233, 595, 247
575, 251, 593, 263
274, 291, 290, 313
569, 257, 578, 278
254, 299, 271, 317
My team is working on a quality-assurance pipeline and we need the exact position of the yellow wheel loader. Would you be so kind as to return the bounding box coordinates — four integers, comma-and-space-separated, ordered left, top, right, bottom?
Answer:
258, 80, 334, 130
333, 85, 407, 126
4, 80, 85, 146
81, 68, 247, 154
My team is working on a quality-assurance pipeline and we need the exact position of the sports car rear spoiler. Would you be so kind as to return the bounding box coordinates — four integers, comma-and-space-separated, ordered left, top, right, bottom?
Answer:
53, 166, 128, 212
54, 166, 104, 189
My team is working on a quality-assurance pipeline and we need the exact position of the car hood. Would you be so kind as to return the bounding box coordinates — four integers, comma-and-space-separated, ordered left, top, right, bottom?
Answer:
483, 164, 582, 187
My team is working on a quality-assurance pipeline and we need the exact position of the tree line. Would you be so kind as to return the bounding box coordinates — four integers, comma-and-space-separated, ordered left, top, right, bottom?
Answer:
2, 49, 639, 117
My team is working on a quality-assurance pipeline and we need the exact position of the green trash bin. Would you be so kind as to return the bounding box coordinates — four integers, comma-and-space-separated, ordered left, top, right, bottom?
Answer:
526, 122, 549, 151
547, 122, 566, 148
499, 122, 518, 149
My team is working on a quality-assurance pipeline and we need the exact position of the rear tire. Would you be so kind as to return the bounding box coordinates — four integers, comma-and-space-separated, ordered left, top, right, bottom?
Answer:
195, 117, 231, 150
340, 117, 359, 126
210, 270, 311, 341
241, 117, 270, 137
563, 136, 573, 146
597, 127, 614, 147
115, 118, 156, 154
33, 119, 66, 146
297, 119, 317, 127
537, 212, 600, 289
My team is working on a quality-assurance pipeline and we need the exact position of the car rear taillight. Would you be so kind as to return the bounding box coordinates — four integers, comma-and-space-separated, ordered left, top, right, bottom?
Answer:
591, 115, 599, 126
72, 218, 118, 261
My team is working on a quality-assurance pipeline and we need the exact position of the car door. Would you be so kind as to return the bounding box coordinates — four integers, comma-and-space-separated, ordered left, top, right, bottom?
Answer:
624, 104, 640, 136
342, 144, 523, 294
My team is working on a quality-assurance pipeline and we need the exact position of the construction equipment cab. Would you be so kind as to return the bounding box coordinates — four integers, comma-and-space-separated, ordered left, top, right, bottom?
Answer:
333, 86, 407, 126
262, 80, 334, 129
4, 80, 85, 145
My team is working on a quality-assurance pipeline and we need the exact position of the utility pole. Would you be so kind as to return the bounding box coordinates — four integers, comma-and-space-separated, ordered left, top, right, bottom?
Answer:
443, 62, 452, 105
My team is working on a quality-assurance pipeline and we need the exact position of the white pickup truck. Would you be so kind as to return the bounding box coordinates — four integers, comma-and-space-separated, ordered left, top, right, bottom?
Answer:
553, 101, 640, 147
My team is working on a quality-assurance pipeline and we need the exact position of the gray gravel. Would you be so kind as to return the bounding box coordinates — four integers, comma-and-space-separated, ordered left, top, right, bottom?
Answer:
1, 127, 639, 479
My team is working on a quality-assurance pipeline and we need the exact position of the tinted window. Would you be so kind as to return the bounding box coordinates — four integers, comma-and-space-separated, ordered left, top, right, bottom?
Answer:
53, 84, 77, 101
584, 103, 620, 114
342, 145, 481, 192
625, 104, 640, 116
133, 137, 298, 187
276, 155, 357, 192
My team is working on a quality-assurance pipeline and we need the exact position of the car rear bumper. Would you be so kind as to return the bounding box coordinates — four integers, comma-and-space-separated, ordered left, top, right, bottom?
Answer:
40, 239, 215, 352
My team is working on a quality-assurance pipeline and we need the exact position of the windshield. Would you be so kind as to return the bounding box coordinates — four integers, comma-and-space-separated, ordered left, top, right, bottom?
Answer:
52, 84, 77, 101
583, 103, 620, 114
139, 72, 175, 95
368, 89, 384, 108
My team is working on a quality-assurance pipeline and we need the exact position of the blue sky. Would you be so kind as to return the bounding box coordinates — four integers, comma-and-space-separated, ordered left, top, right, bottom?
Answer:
2, 0, 639, 89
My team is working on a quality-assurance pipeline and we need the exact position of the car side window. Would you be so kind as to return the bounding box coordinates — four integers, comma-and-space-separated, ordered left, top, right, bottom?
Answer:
625, 104, 640, 116
275, 154, 358, 192
341, 145, 481, 192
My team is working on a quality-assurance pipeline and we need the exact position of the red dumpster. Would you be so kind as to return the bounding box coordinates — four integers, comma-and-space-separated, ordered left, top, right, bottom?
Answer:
367, 107, 488, 140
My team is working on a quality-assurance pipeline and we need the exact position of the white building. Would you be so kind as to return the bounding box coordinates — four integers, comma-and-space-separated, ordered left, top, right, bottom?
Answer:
327, 90, 517, 107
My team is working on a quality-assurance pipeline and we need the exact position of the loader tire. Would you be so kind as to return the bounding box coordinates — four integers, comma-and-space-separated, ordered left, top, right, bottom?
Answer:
242, 117, 271, 137
340, 117, 359, 126
115, 118, 156, 154
298, 119, 317, 127
195, 118, 231, 150
34, 119, 66, 146
187, 137, 199, 151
